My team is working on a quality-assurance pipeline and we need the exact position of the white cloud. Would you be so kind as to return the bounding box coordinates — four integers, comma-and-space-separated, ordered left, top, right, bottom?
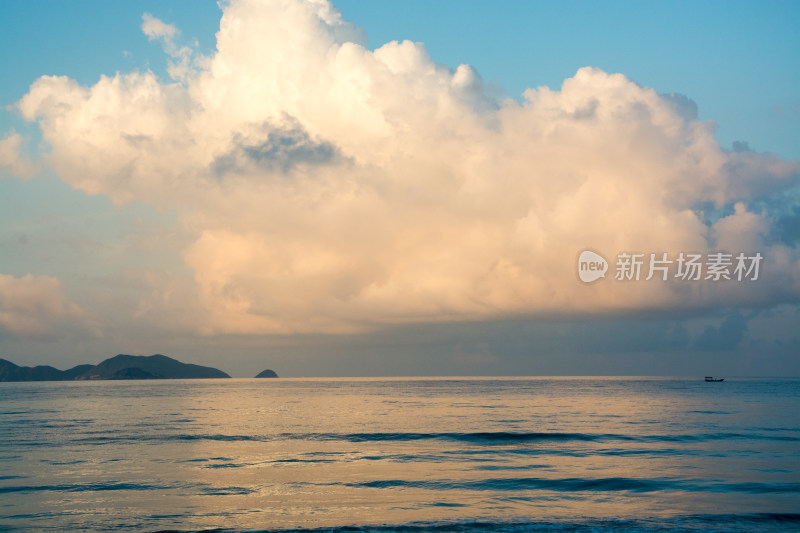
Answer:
141, 13, 178, 41
0, 131, 37, 178
0, 273, 88, 337
141, 13, 199, 81
12, 0, 800, 334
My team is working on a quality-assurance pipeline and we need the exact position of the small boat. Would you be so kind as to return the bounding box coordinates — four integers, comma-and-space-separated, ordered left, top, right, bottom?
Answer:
704, 376, 724, 382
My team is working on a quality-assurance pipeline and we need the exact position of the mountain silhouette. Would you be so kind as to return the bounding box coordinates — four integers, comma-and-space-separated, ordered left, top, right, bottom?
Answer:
77, 354, 230, 380
0, 354, 230, 381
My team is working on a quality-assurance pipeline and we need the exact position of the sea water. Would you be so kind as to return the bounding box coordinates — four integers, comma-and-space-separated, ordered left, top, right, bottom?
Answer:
0, 377, 798, 532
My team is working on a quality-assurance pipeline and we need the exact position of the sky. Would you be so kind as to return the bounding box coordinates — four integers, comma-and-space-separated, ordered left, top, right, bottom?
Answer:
0, 0, 798, 377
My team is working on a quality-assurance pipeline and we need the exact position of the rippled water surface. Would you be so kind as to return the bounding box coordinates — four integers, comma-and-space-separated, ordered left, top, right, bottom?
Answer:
1, 377, 798, 531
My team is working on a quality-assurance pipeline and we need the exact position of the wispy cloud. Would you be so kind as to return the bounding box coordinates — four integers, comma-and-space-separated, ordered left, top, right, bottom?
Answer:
141, 12, 199, 81
0, 131, 37, 178
141, 12, 178, 41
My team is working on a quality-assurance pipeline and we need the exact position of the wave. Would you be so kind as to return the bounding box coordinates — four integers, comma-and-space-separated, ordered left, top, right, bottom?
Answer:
0, 482, 174, 494
53, 430, 798, 446
304, 432, 605, 443
148, 513, 800, 533
345, 476, 664, 493
336, 477, 800, 494
6, 476, 795, 498
0, 481, 257, 497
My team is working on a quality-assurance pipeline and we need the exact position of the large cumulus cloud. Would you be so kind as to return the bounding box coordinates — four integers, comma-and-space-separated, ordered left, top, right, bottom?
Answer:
13, 0, 800, 334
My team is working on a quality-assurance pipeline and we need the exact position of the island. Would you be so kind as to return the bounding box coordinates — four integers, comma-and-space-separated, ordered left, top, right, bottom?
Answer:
0, 354, 230, 381
254, 369, 279, 378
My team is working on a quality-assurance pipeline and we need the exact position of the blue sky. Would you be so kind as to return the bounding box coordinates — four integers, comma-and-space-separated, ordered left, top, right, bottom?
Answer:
0, 0, 798, 376
3, 1, 798, 158
342, 0, 800, 159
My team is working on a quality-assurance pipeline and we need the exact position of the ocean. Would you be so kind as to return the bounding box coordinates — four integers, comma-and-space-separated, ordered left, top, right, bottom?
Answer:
0, 377, 798, 532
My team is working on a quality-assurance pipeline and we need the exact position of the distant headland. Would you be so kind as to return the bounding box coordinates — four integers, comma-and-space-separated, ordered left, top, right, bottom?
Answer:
0, 354, 235, 381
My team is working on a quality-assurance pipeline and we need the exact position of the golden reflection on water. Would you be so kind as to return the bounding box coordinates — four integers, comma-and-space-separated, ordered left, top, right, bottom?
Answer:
1, 377, 798, 530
